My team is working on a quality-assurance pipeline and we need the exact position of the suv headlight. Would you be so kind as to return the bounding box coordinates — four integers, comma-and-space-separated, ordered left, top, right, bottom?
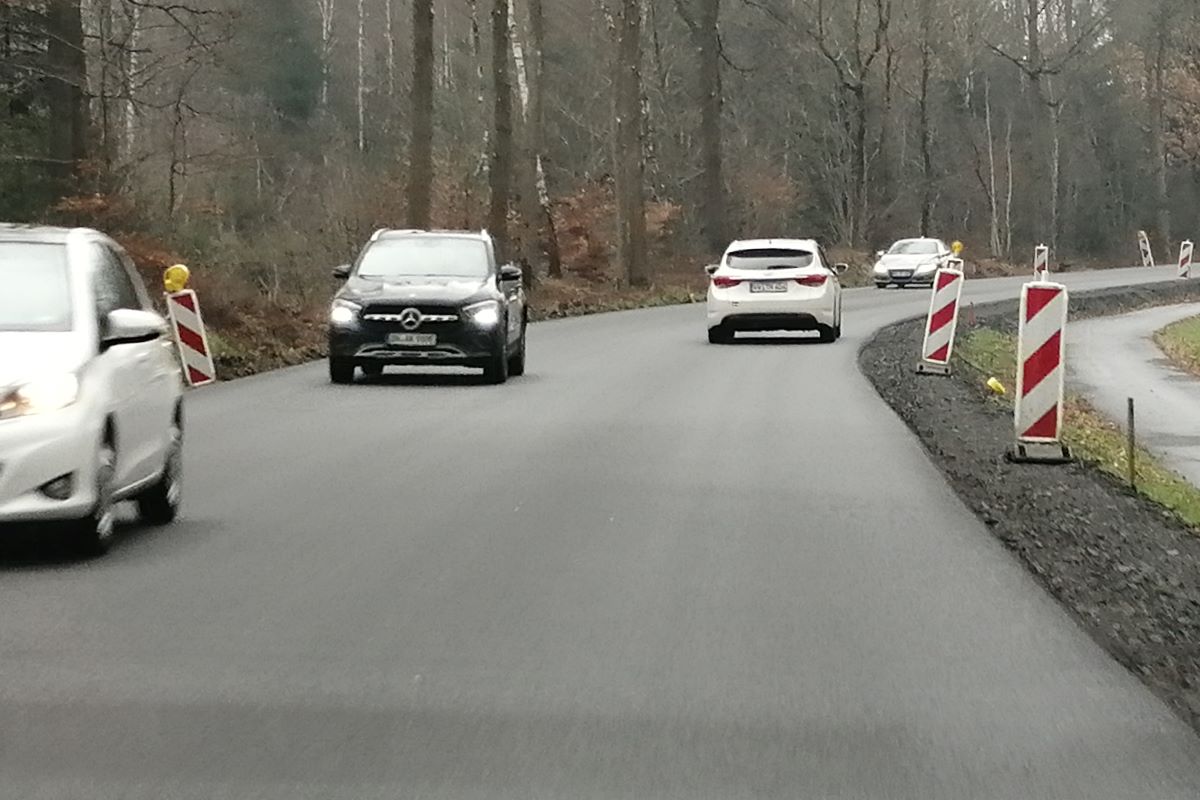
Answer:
465, 300, 501, 328
330, 299, 362, 325
0, 374, 80, 420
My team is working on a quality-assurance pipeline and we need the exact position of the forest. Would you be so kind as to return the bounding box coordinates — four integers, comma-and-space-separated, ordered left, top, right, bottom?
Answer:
1, 0, 1198, 358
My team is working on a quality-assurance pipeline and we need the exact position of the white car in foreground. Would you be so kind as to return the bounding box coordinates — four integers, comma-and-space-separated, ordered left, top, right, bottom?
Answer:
0, 226, 185, 556
706, 239, 846, 344
872, 237, 952, 288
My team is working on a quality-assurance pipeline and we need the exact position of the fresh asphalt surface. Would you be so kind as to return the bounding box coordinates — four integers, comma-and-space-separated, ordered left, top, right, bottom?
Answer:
1072, 302, 1200, 487
3, 266, 1200, 799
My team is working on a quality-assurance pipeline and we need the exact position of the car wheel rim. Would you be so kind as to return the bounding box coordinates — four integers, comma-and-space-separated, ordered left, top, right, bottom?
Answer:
96, 444, 116, 543
165, 426, 183, 507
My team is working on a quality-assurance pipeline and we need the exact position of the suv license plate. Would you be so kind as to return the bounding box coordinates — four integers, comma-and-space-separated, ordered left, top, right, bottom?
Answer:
750, 281, 788, 293
388, 333, 437, 346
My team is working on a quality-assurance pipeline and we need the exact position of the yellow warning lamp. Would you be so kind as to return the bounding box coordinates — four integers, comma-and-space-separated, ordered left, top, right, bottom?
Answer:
987, 377, 1007, 396
951, 241, 964, 257
164, 264, 191, 293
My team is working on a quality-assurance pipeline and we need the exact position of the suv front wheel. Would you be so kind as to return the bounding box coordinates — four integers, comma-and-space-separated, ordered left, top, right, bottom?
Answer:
483, 335, 509, 384
329, 358, 355, 384
507, 322, 527, 377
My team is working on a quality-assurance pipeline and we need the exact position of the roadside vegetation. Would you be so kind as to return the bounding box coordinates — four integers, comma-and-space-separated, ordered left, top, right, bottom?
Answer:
958, 328, 1200, 530
1154, 315, 1200, 378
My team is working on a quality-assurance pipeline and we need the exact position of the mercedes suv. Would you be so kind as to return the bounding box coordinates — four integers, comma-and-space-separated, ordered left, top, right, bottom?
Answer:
328, 229, 528, 384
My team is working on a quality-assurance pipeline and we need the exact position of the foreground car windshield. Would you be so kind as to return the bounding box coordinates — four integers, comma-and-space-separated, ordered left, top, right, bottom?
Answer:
357, 238, 490, 279
727, 248, 814, 270
0, 242, 72, 332
889, 241, 940, 255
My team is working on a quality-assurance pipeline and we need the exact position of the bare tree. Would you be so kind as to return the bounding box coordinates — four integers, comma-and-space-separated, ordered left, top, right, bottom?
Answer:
614, 0, 648, 286
489, 0, 514, 257
675, 0, 724, 251
408, 0, 434, 226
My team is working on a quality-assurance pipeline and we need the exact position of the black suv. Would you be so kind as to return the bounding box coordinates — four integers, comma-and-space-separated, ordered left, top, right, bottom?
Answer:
328, 229, 527, 384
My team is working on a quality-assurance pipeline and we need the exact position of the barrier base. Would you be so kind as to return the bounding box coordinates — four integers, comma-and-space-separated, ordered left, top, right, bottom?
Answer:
1007, 441, 1072, 465
916, 361, 951, 376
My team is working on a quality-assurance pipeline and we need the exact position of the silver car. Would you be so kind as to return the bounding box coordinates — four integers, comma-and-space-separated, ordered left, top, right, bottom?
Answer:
872, 238, 952, 288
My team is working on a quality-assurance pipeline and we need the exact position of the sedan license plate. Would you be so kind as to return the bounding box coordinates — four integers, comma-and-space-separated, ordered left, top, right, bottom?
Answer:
750, 281, 788, 294
387, 333, 437, 347
891, 271, 913, 279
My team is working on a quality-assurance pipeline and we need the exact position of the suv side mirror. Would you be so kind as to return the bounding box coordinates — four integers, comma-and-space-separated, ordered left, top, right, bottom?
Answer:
704, 263, 720, 276
332, 264, 351, 280
833, 263, 849, 276
102, 309, 164, 351
500, 264, 523, 282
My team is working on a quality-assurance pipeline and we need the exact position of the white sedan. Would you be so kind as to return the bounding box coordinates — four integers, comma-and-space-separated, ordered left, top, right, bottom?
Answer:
706, 239, 846, 344
872, 238, 952, 288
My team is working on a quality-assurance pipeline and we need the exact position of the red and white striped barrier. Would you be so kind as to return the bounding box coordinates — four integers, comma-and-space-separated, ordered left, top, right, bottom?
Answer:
916, 263, 965, 376
1034, 244, 1049, 281
1179, 240, 1193, 280
1011, 282, 1070, 463
1138, 230, 1155, 268
165, 290, 216, 387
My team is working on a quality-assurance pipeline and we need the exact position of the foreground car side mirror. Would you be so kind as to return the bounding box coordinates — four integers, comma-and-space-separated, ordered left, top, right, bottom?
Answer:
704, 263, 720, 276
102, 309, 164, 351
332, 264, 351, 280
876, 250, 886, 258
833, 263, 849, 276
500, 264, 523, 282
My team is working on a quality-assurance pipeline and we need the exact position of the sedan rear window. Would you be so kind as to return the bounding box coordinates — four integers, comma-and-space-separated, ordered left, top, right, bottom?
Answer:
726, 249, 814, 271
0, 242, 73, 332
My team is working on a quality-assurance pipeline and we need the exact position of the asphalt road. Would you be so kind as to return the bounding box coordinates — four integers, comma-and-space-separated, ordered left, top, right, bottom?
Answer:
3, 266, 1199, 799
1071, 301, 1200, 486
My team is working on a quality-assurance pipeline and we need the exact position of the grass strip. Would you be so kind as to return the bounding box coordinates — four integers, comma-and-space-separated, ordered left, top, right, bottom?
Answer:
957, 328, 1200, 530
1153, 314, 1200, 378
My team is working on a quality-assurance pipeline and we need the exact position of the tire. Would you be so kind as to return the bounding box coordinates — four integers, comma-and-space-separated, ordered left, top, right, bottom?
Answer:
817, 325, 837, 344
875, 283, 888, 289
71, 440, 117, 558
708, 326, 732, 344
329, 358, 355, 384
483, 338, 509, 384
137, 415, 183, 526
361, 364, 384, 378
508, 325, 527, 377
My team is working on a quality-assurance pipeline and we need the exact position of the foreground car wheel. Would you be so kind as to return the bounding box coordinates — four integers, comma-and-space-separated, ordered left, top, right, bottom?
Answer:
329, 358, 355, 384
818, 325, 838, 344
484, 340, 509, 384
707, 326, 733, 344
875, 283, 888, 289
72, 441, 116, 557
508, 329, 527, 377
361, 364, 384, 378
137, 417, 183, 526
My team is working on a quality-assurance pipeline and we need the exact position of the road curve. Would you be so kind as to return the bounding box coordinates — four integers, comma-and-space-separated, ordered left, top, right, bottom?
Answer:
1071, 301, 1200, 486
2, 266, 1198, 799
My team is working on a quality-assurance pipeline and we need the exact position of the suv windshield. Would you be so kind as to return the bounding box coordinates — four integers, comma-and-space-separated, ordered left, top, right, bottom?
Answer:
0, 242, 73, 332
889, 240, 940, 255
357, 237, 490, 280
726, 248, 814, 270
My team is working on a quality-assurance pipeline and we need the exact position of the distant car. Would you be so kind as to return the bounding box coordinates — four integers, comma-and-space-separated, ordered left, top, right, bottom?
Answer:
328, 229, 527, 384
872, 238, 952, 288
706, 238, 846, 344
0, 226, 185, 556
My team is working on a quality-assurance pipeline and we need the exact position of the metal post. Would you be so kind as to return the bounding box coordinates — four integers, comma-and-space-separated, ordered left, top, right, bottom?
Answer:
1127, 397, 1136, 489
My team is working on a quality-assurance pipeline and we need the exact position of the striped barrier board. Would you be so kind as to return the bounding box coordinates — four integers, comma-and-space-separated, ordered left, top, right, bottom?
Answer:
1034, 244, 1049, 281
165, 290, 216, 387
1138, 230, 1155, 268
1180, 240, 1193, 280
1010, 282, 1071, 463
916, 264, 964, 376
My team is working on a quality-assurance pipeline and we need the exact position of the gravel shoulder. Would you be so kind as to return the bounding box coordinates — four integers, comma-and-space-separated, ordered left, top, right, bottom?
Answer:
860, 280, 1200, 734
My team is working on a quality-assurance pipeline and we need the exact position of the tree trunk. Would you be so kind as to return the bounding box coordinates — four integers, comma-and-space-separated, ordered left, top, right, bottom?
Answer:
385, 0, 396, 98
529, 0, 562, 277
489, 0, 514, 259
984, 78, 1001, 257
316, 0, 335, 109
918, 0, 933, 236
408, 0, 435, 227
356, 0, 366, 152
695, 0, 724, 251
1150, 26, 1171, 252
46, 0, 88, 189
614, 0, 648, 286
121, 2, 141, 160
851, 84, 867, 246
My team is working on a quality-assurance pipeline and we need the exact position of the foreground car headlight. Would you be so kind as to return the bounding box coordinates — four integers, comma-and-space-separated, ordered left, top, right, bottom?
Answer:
465, 300, 501, 328
0, 374, 80, 420
330, 299, 362, 325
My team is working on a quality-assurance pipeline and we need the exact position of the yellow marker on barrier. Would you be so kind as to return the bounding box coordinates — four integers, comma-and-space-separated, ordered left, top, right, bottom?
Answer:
164, 264, 191, 293
951, 241, 964, 256
987, 377, 1006, 396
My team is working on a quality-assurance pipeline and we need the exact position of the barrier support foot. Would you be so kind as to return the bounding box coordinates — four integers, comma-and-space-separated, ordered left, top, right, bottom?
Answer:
916, 362, 951, 376
1007, 441, 1073, 464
